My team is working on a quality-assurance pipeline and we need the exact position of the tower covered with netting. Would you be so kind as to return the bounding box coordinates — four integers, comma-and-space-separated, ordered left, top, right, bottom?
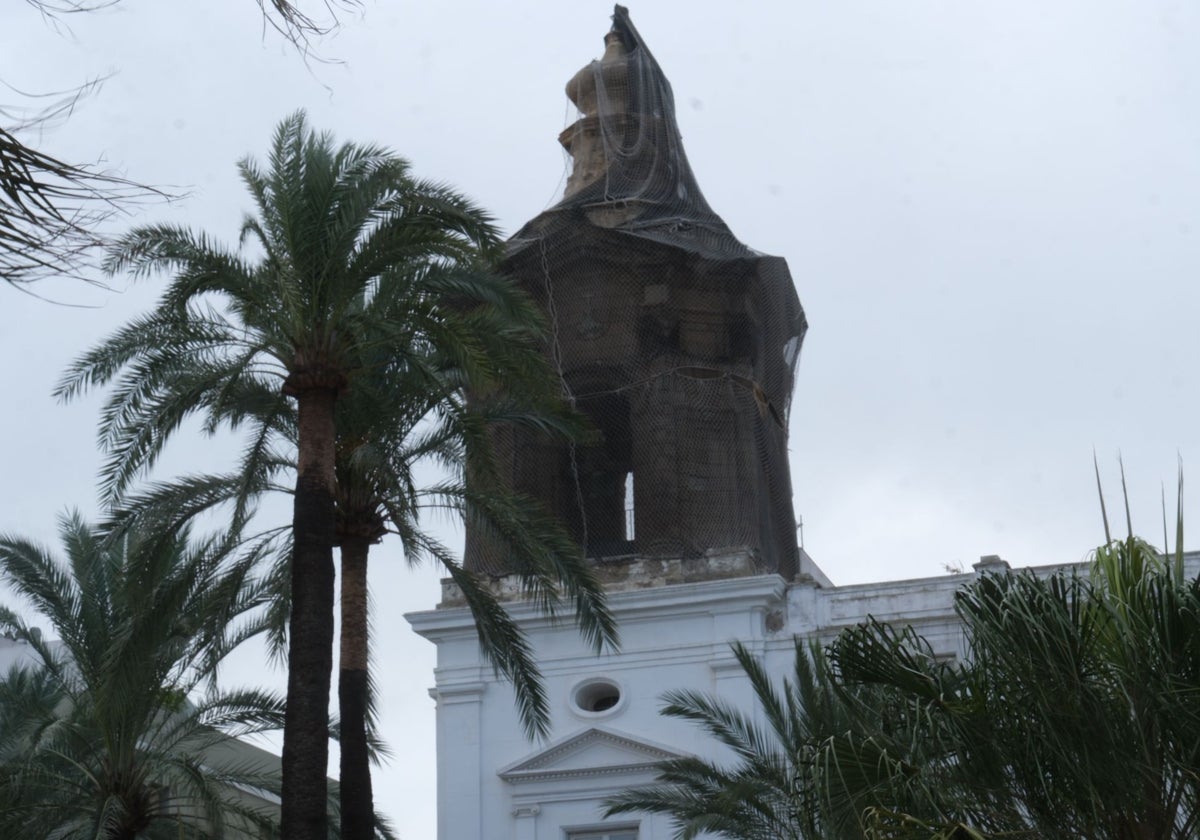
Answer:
466, 5, 806, 579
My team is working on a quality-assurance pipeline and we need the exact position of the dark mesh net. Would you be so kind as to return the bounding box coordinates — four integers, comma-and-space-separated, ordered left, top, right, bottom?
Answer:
466, 5, 807, 577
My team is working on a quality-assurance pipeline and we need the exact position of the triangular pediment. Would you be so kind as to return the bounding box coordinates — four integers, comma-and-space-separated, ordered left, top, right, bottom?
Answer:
498, 726, 687, 785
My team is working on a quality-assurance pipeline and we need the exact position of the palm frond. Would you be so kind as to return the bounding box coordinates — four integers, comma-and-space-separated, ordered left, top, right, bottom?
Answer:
0, 515, 286, 837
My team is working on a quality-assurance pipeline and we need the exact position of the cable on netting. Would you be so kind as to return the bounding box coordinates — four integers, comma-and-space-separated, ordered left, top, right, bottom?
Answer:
538, 233, 591, 558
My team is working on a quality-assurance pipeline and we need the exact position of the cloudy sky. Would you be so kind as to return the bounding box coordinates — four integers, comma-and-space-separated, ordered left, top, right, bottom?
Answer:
4, 0, 1200, 834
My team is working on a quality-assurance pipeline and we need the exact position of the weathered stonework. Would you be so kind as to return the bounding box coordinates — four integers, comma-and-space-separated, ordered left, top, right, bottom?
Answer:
441, 550, 765, 608
442, 546, 832, 608
465, 7, 806, 577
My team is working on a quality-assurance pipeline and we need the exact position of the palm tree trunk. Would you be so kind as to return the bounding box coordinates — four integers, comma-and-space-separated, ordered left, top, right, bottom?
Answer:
282, 386, 338, 840
339, 536, 374, 840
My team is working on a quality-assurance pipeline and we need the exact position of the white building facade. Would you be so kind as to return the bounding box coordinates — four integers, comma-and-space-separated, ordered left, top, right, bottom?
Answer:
407, 550, 1012, 839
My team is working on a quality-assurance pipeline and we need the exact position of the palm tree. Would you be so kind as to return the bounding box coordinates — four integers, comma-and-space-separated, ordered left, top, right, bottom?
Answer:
0, 512, 286, 839
604, 634, 994, 840
949, 540, 1200, 838
57, 111, 501, 839
829, 471, 1200, 839
842, 538, 1200, 839
603, 638, 836, 840
59, 111, 616, 839
104, 340, 613, 840
327, 355, 606, 840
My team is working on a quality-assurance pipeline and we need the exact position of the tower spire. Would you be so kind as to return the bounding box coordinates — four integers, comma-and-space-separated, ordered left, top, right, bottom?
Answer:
465, 7, 807, 580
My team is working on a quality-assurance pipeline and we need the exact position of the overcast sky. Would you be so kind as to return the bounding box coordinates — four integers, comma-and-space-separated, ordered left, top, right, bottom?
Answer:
4, 0, 1200, 834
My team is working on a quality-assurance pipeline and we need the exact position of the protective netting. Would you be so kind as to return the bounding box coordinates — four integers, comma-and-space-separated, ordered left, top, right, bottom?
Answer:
465, 6, 807, 577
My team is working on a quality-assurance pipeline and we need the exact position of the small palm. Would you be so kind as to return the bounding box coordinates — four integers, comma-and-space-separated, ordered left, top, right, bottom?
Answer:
0, 513, 285, 839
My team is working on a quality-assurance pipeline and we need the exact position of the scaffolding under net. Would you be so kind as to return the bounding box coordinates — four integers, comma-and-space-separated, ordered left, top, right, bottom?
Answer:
466, 5, 807, 578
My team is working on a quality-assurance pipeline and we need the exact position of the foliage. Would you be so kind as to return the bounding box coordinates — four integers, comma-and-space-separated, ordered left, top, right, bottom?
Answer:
60, 110, 615, 839
103, 338, 612, 840
57, 109, 511, 500
105, 348, 611, 719
0, 513, 285, 839
609, 527, 1200, 839
606, 638, 854, 840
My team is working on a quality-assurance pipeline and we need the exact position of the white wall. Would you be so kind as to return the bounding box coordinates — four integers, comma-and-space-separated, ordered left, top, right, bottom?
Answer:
407, 552, 985, 840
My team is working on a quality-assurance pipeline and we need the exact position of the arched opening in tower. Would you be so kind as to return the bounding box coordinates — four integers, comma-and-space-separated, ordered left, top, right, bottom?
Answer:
565, 388, 635, 559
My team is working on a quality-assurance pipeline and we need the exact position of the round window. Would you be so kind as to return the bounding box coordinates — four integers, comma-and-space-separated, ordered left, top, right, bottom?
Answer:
571, 678, 623, 715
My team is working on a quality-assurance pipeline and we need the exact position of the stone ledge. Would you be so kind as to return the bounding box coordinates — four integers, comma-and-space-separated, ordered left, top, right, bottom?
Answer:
439, 547, 765, 607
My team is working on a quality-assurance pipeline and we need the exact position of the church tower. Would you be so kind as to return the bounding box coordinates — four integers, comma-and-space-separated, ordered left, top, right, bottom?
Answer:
411, 10, 845, 840
464, 5, 807, 578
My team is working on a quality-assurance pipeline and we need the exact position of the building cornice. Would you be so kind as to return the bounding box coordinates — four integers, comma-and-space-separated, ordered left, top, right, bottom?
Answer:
408, 573, 787, 640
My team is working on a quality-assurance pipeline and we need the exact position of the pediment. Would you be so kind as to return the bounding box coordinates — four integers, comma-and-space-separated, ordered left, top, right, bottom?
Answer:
498, 726, 687, 785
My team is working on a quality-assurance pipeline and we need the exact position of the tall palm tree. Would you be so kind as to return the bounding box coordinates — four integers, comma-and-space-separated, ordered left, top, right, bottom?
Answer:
0, 512, 286, 839
103, 342, 612, 840
327, 354, 604, 840
59, 111, 616, 839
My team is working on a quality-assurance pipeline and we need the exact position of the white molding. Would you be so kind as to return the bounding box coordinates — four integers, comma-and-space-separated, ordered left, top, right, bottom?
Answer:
408, 574, 788, 639
499, 726, 687, 786
431, 681, 487, 704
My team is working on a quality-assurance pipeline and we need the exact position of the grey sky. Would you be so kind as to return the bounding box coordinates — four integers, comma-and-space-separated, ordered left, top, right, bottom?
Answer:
3, 1, 1200, 834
